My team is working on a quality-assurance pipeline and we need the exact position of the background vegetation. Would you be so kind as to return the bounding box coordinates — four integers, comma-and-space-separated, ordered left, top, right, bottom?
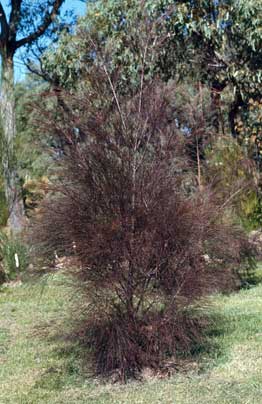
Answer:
0, 0, 261, 398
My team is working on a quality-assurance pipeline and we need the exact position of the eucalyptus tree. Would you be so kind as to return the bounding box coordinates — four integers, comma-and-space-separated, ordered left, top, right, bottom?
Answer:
42, 0, 262, 138
0, 0, 65, 231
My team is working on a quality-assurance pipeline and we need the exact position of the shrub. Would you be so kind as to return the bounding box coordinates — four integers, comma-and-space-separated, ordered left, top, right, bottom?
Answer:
205, 136, 260, 229
30, 64, 256, 381
22, 176, 49, 216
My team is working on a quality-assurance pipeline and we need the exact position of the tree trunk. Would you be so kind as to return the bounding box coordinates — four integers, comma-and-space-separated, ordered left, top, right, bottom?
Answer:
0, 55, 24, 232
228, 88, 244, 139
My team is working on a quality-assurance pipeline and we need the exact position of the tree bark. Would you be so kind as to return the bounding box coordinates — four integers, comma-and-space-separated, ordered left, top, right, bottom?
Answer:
0, 0, 65, 232
228, 88, 244, 139
1, 54, 24, 232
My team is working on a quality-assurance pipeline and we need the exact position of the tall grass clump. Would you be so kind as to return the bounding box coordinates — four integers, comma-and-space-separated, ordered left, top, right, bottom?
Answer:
0, 231, 28, 281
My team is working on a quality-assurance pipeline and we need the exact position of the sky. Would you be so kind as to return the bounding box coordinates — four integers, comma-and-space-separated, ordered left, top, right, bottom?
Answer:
62, 0, 86, 17
0, 0, 87, 80
1, 0, 86, 17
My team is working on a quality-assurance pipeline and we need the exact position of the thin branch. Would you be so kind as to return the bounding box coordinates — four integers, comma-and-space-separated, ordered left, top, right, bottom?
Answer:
138, 36, 149, 115
87, 35, 127, 131
210, 185, 249, 224
220, 186, 247, 211
103, 65, 127, 131
9, 0, 22, 42
0, 2, 8, 41
15, 0, 65, 50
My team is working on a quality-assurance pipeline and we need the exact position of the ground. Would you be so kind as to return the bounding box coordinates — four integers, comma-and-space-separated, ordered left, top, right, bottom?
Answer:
0, 270, 262, 404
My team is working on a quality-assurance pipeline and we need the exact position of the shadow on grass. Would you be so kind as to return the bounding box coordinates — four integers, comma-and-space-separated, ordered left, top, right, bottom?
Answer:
29, 302, 234, 388
169, 307, 236, 375
30, 336, 89, 394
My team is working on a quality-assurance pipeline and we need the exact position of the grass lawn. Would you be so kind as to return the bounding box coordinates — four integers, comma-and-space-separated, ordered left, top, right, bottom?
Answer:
0, 271, 262, 404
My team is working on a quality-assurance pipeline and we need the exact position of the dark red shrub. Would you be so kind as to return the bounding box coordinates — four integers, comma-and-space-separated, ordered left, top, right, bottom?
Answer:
31, 68, 254, 380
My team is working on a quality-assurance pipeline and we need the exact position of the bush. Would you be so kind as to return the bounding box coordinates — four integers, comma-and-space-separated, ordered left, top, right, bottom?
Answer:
22, 176, 49, 216
31, 29, 255, 378
236, 255, 258, 288
205, 136, 260, 229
